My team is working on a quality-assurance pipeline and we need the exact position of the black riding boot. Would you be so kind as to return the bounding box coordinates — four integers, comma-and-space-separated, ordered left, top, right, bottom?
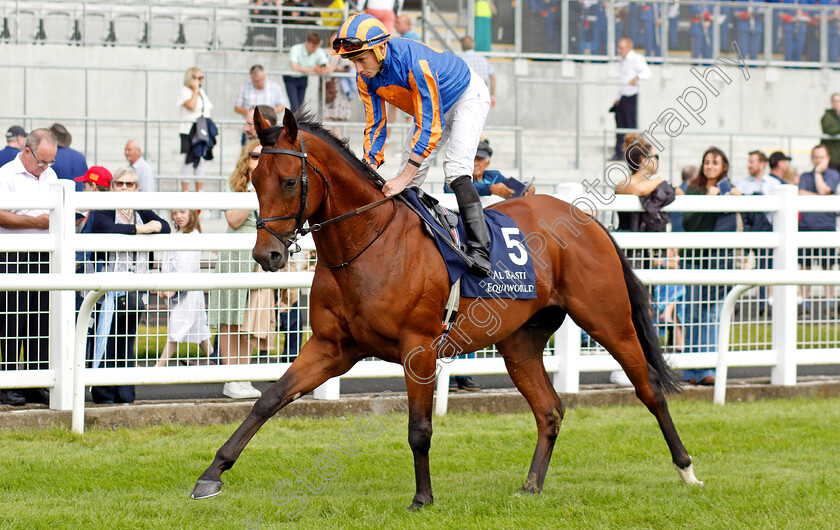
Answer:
449, 175, 492, 276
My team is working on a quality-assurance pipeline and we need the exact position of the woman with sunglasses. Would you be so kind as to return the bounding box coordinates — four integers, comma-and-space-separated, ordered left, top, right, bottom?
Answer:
333, 12, 493, 276
178, 67, 214, 192
208, 140, 265, 400
89, 168, 170, 404
611, 133, 682, 387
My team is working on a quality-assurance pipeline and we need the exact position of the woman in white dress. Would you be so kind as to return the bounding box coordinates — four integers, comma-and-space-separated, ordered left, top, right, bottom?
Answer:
156, 209, 213, 367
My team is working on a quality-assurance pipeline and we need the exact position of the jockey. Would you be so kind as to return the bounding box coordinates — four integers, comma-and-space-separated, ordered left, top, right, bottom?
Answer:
333, 12, 492, 276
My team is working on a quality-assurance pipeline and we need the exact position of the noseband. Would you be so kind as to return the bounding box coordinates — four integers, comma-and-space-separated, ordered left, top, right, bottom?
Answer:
254, 130, 395, 267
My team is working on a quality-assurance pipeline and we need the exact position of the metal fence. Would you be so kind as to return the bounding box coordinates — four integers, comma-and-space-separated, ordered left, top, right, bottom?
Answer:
1, 182, 839, 432
0, 0, 346, 51
3, 0, 839, 68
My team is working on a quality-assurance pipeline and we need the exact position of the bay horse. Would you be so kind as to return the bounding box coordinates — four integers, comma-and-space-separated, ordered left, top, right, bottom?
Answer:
191, 109, 703, 509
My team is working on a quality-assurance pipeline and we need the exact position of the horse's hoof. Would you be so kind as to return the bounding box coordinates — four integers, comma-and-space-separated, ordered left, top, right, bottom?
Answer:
521, 483, 542, 495
407, 498, 433, 511
675, 463, 704, 486
521, 476, 542, 494
191, 479, 224, 499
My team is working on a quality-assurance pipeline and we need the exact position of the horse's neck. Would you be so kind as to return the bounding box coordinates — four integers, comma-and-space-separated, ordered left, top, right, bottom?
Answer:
308, 155, 393, 263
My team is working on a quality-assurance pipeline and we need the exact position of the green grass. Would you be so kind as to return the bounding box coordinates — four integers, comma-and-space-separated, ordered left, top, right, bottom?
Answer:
3, 398, 840, 528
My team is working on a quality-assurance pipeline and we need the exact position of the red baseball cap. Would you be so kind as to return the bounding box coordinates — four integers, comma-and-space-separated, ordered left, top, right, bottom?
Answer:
74, 166, 113, 187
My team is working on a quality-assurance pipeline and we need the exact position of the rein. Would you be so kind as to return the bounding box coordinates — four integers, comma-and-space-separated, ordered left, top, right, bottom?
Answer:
255, 132, 395, 268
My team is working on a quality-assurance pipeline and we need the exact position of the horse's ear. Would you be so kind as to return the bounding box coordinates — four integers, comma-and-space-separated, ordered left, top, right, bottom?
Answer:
253, 106, 273, 136
282, 108, 298, 143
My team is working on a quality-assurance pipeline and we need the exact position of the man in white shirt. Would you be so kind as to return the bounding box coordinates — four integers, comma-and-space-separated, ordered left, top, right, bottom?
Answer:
0, 129, 58, 406
124, 139, 156, 192
611, 38, 651, 161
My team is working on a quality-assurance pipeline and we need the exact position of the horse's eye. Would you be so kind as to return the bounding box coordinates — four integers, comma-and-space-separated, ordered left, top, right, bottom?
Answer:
284, 178, 297, 190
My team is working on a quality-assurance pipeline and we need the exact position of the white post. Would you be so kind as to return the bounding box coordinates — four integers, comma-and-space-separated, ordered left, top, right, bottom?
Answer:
313, 377, 340, 400
73, 289, 107, 434
553, 318, 581, 393
771, 185, 798, 386
49, 181, 77, 410
434, 363, 451, 416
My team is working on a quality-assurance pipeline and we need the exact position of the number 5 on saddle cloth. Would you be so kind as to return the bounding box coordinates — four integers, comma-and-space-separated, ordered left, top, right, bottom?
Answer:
406, 188, 537, 301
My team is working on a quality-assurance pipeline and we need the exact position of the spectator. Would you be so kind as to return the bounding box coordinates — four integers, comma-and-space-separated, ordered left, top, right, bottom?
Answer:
89, 168, 170, 404
50, 123, 88, 192
782, 165, 799, 186
679, 146, 742, 386
323, 32, 354, 137
335, 13, 493, 275
797, 144, 839, 317
670, 165, 698, 233
0, 129, 57, 406
124, 139, 155, 192
74, 166, 112, 234
780, 0, 807, 61
156, 209, 213, 367
207, 140, 264, 400
321, 0, 346, 27
820, 93, 840, 172
610, 38, 651, 161
580, 0, 607, 56
611, 133, 676, 386
73, 166, 110, 364
459, 36, 496, 108
529, 0, 561, 53
768, 151, 791, 184
395, 15, 420, 41
736, 150, 777, 315
689, 2, 712, 59
640, 2, 661, 57
244, 105, 278, 142
829, 4, 840, 64
357, 0, 403, 34
473, 0, 496, 51
234, 65, 289, 144
0, 126, 26, 168
734, 0, 764, 60
444, 140, 534, 198
284, 32, 330, 112
178, 67, 213, 192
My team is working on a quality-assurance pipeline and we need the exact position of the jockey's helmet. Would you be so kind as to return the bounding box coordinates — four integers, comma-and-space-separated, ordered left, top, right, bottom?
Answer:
333, 13, 391, 61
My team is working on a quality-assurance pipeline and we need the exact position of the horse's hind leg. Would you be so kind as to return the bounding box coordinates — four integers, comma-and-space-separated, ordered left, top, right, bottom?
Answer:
571, 306, 702, 485
191, 337, 356, 499
496, 307, 566, 494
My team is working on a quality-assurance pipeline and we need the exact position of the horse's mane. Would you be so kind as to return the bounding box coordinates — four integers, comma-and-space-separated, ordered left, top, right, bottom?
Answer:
293, 108, 383, 187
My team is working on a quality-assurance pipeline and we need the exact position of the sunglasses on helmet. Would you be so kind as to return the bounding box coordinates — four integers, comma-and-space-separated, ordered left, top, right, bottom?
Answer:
332, 35, 387, 53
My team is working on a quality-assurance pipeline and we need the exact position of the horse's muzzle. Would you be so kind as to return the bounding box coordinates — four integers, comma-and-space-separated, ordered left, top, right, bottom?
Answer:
252, 245, 288, 272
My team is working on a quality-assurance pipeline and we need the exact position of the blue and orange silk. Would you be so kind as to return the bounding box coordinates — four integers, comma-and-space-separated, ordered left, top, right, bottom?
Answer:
351, 37, 472, 166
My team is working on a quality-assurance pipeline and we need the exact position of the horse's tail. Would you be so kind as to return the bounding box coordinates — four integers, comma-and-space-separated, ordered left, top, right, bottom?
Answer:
597, 221, 682, 394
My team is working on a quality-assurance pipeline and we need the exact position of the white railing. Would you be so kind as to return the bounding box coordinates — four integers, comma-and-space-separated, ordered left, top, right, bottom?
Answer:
1, 181, 839, 432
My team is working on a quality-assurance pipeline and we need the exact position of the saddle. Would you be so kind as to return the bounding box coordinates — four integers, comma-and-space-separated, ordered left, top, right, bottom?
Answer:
413, 188, 460, 243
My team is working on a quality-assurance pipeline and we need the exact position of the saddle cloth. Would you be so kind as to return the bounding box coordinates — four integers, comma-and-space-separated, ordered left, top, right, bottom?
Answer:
403, 188, 537, 300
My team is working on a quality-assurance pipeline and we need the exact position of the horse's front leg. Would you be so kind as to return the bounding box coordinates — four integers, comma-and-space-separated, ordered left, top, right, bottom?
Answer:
402, 341, 438, 510
191, 336, 356, 499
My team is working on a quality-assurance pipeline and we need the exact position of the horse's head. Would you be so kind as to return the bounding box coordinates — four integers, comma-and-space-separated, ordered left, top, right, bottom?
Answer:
251, 107, 327, 271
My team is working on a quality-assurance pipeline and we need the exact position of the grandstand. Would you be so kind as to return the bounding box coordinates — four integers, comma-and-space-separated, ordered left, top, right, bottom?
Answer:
1, 0, 839, 194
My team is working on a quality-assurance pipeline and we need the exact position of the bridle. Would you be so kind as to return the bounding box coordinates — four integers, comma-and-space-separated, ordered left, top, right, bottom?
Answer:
254, 130, 395, 268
